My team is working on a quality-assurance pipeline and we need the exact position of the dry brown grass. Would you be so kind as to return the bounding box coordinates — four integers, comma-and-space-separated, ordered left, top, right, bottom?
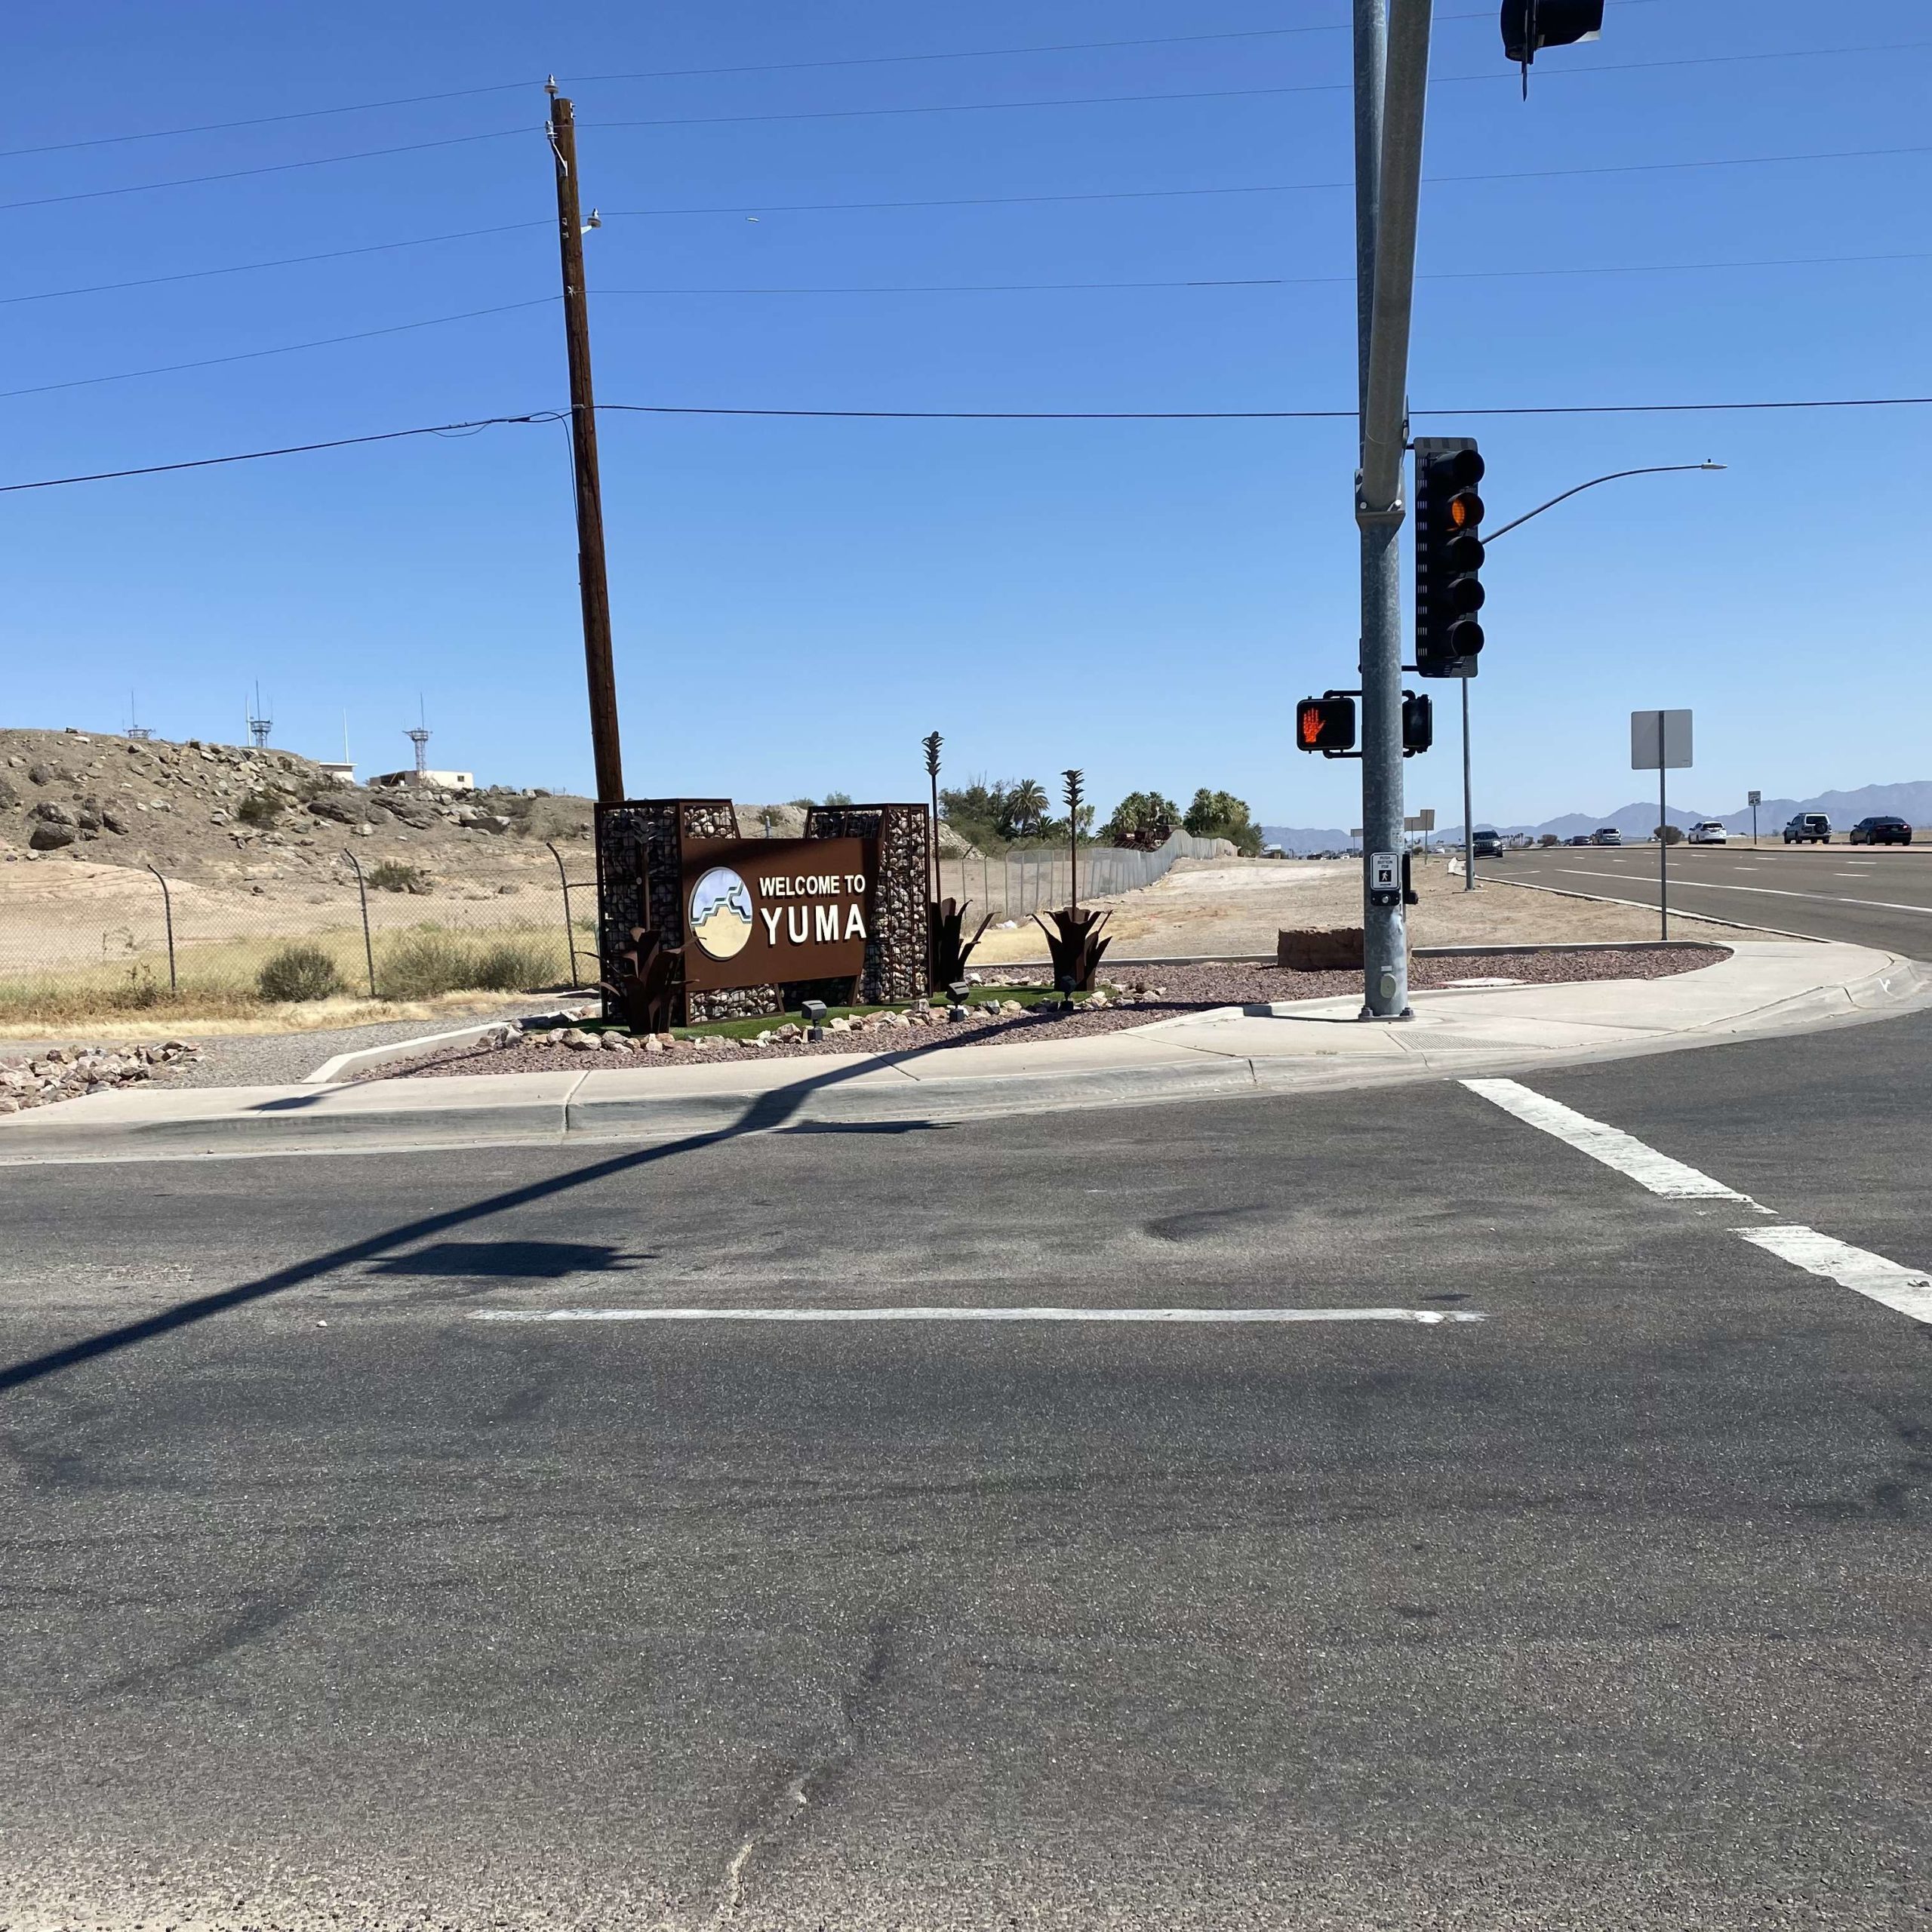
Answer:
971, 854, 1754, 964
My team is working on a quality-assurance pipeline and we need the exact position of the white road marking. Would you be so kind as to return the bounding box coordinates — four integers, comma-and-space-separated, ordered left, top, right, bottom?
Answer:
1736, 1226, 1932, 1326
1466, 1079, 1932, 1327
1461, 1078, 1759, 1201
1550, 866, 1932, 917
469, 1305, 1485, 1325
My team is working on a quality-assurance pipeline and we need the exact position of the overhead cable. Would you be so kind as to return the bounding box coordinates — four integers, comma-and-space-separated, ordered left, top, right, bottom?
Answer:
0, 297, 552, 401
0, 413, 565, 494
0, 221, 550, 309
583, 44, 1932, 134
8, 389, 1930, 494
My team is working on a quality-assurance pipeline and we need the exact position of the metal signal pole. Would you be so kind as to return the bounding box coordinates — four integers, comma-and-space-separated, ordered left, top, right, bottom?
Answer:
1354, 0, 1433, 1018
547, 85, 624, 804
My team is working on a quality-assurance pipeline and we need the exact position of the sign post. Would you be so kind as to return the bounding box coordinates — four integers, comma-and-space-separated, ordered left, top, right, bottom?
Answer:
1632, 709, 1693, 939
1748, 787, 1761, 847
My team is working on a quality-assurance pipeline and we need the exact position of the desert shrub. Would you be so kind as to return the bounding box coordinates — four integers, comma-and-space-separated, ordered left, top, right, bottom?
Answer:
237, 790, 283, 827
379, 932, 477, 999
377, 931, 560, 998
367, 860, 432, 894
257, 943, 345, 1002
107, 965, 167, 1010
471, 938, 557, 991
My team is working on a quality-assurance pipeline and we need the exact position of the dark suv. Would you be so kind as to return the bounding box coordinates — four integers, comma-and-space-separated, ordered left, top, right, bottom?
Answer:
1471, 829, 1503, 858
1849, 816, 1912, 845
1784, 814, 1831, 844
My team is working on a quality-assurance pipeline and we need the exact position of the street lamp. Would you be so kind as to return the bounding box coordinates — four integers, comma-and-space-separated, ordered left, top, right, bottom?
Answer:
1457, 461, 1725, 891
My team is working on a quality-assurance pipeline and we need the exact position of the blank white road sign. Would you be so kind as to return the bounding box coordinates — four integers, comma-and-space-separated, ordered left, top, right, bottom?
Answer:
1632, 709, 1693, 771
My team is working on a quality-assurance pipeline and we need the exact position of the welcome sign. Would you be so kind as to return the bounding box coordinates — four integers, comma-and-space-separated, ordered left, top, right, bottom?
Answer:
679, 835, 875, 992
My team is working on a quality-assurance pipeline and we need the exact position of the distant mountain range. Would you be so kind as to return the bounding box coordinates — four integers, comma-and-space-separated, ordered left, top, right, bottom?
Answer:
1263, 780, 1932, 854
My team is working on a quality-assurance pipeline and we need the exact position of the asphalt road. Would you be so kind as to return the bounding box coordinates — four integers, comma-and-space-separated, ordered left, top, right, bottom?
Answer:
2, 1010, 1929, 1929
1481, 840, 1932, 957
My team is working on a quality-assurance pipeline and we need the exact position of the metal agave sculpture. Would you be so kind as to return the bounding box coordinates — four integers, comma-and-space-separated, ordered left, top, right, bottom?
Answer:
599, 925, 684, 1035
931, 896, 992, 987
1032, 903, 1112, 992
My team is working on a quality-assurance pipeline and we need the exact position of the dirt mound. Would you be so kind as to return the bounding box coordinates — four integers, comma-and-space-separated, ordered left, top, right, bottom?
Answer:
0, 727, 592, 885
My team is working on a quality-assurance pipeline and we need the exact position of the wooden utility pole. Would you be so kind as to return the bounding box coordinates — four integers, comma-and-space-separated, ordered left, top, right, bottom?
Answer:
547, 85, 624, 804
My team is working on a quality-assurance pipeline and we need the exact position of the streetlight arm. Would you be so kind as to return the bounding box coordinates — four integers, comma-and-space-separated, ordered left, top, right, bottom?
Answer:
1482, 462, 1724, 543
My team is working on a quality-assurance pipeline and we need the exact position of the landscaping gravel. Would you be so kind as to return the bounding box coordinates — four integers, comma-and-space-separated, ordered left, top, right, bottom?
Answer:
385, 946, 1727, 1081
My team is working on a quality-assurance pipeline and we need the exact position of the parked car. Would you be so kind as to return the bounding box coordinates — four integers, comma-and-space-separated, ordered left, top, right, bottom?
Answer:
1784, 813, 1832, 844
1471, 829, 1503, 858
1590, 827, 1623, 846
1849, 815, 1912, 846
1687, 821, 1730, 844
1567, 833, 1593, 846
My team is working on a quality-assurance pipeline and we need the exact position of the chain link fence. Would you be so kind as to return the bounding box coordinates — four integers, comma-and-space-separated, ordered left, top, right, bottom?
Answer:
0, 844, 598, 1026
2, 829, 1232, 1026
936, 832, 1235, 921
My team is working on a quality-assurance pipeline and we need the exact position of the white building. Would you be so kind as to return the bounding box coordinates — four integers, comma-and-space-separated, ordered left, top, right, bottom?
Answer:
369, 768, 475, 792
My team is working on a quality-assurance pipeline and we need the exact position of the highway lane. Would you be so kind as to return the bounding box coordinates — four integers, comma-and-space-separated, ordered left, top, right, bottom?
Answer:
1478, 839, 1932, 956
2, 1014, 1929, 1929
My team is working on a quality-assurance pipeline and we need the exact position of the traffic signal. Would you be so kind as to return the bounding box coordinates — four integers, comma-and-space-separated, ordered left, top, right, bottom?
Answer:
1402, 691, 1433, 756
1416, 445, 1486, 677
1501, 2, 1604, 82
1296, 695, 1356, 756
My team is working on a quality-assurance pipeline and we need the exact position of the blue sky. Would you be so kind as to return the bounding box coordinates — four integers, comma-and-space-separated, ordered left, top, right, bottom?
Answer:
3, 1, 1926, 826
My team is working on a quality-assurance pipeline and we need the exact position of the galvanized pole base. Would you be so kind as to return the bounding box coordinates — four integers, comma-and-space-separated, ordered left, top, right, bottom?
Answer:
1358, 503, 1410, 1017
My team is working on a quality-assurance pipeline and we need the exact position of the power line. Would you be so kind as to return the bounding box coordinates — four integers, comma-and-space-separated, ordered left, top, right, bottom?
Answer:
584, 44, 1932, 135
4, 41, 1918, 219
599, 395, 1932, 420
0, 220, 550, 309
0, 85, 537, 161
0, 125, 531, 216
601, 140, 1932, 220
591, 251, 1932, 297
7, 389, 1930, 495
567, 13, 1521, 85
0, 297, 553, 402
11, 143, 1920, 312
0, 3, 1666, 162
14, 245, 1915, 398
0, 413, 565, 494
598, 277, 1290, 296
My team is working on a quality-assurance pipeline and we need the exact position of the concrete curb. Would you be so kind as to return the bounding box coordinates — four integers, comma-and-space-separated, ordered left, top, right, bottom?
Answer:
302, 1007, 595, 1084
5, 943, 1927, 1165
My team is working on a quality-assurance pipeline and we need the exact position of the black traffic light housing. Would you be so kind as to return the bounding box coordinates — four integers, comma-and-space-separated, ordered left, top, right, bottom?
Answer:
1296, 694, 1357, 757
1501, 2, 1604, 93
1402, 691, 1433, 757
1416, 443, 1486, 678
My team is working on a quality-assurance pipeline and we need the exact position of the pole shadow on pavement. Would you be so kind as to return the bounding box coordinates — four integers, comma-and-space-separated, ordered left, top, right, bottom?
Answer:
0, 1029, 998, 1397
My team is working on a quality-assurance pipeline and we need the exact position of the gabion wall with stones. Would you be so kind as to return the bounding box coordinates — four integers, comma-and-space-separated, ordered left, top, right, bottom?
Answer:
595, 798, 752, 1025
803, 802, 931, 1008
595, 799, 931, 1025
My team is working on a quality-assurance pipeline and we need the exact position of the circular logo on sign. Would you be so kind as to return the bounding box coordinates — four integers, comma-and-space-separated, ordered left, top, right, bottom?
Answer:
688, 866, 755, 960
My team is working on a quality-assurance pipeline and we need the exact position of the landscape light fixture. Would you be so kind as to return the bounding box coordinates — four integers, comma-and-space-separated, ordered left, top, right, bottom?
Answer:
801, 998, 828, 1039
948, 980, 972, 1007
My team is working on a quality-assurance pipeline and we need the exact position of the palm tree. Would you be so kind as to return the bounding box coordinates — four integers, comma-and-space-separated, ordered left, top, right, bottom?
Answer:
1004, 778, 1049, 839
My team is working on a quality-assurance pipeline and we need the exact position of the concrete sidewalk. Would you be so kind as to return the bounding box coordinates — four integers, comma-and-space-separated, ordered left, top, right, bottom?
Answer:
3, 940, 1925, 1164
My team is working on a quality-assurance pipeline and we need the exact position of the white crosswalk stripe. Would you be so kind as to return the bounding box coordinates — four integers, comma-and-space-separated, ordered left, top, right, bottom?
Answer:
1466, 1078, 1932, 1326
